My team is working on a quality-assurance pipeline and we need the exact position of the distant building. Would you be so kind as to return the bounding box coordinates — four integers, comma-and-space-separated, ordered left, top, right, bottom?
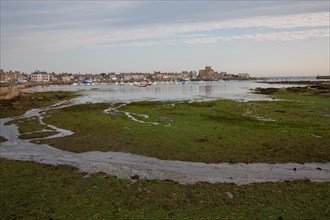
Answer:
60, 74, 74, 82
4, 71, 19, 83
121, 73, 132, 81
190, 71, 198, 79
238, 73, 250, 79
109, 72, 117, 80
30, 71, 50, 82
154, 71, 164, 80
198, 66, 215, 80
17, 72, 28, 82
0, 69, 5, 82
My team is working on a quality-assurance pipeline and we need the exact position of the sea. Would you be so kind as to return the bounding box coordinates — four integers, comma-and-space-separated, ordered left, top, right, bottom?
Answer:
23, 76, 328, 104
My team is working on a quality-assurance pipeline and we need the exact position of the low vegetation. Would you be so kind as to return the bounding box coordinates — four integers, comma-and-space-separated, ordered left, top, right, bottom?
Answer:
1, 159, 329, 219
35, 86, 330, 163
5, 114, 58, 140
6, 116, 53, 133
0, 91, 77, 118
19, 131, 58, 140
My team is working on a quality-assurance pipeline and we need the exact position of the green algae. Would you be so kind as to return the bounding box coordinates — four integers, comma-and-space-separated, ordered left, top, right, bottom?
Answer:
1, 159, 329, 219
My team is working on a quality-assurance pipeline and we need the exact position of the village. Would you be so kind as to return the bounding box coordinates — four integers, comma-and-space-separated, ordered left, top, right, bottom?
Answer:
0, 66, 251, 84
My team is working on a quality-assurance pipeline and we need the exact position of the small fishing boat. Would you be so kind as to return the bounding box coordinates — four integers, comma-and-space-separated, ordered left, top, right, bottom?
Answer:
83, 80, 93, 85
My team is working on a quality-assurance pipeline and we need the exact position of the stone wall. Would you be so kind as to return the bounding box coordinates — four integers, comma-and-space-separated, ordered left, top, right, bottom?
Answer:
0, 84, 19, 100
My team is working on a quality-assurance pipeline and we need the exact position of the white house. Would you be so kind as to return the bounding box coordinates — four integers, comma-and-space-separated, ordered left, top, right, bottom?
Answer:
30, 71, 50, 82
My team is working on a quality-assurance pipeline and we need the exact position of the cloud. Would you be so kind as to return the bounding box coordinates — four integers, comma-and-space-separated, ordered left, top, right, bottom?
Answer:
2, 11, 329, 53
91, 12, 329, 44
165, 11, 329, 33
183, 29, 330, 44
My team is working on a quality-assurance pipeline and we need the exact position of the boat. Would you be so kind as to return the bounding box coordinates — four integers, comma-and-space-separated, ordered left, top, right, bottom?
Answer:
83, 80, 93, 85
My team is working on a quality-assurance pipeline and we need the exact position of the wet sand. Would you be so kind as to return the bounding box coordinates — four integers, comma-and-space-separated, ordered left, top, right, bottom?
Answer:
1, 104, 329, 185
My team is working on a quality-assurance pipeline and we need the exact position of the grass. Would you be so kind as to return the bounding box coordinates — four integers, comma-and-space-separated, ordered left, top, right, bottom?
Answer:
5, 115, 58, 140
1, 91, 76, 141
19, 131, 58, 140
6, 116, 53, 134
0, 91, 78, 118
37, 88, 330, 163
1, 159, 329, 219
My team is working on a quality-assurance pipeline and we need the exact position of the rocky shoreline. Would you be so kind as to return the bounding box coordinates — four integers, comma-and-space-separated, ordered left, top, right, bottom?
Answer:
254, 81, 330, 95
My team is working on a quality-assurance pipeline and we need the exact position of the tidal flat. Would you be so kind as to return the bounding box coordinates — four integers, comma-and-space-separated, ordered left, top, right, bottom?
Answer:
35, 86, 330, 163
1, 84, 329, 219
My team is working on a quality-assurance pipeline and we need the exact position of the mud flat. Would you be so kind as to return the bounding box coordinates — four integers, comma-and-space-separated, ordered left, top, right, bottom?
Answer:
0, 104, 329, 185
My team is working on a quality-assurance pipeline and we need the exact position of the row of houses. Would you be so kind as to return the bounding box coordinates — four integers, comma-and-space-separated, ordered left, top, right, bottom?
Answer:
0, 67, 250, 83
0, 70, 29, 83
0, 69, 93, 83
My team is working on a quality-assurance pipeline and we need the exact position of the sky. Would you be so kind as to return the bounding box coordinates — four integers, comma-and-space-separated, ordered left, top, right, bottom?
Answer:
1, 0, 329, 76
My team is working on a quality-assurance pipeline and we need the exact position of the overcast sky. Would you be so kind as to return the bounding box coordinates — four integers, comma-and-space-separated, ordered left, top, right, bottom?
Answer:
1, 0, 329, 76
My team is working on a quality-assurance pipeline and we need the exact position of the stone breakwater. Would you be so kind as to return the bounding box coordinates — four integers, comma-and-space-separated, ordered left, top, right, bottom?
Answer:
1, 103, 329, 185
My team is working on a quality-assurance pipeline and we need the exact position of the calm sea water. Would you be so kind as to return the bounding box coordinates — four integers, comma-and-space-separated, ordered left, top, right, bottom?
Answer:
23, 80, 300, 103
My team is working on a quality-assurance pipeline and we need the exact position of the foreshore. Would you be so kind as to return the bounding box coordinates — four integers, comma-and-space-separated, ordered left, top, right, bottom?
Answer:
1, 103, 329, 184
1, 81, 329, 219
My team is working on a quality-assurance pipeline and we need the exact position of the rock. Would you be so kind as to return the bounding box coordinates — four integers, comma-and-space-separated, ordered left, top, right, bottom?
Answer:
82, 174, 91, 179
131, 174, 139, 180
225, 191, 234, 200
254, 87, 280, 95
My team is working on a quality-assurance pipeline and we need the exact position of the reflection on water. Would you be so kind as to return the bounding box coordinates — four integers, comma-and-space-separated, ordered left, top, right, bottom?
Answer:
23, 81, 292, 103
204, 85, 213, 96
